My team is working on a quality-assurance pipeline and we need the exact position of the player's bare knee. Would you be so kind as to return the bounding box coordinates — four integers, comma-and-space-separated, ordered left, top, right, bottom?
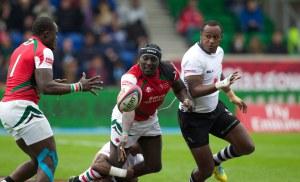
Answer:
147, 162, 162, 173
37, 148, 58, 181
244, 142, 255, 155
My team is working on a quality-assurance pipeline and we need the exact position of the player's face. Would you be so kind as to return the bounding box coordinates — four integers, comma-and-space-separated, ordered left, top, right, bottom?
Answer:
200, 25, 222, 53
139, 54, 160, 76
43, 23, 58, 50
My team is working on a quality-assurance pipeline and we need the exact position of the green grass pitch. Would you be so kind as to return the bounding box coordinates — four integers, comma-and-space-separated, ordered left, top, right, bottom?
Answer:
1, 133, 300, 182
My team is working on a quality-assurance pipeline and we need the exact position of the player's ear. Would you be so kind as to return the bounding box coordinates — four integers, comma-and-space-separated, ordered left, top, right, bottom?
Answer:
43, 31, 49, 39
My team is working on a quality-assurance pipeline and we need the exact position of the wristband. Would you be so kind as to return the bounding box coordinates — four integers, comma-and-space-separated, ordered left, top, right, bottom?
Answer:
109, 166, 127, 177
70, 82, 83, 93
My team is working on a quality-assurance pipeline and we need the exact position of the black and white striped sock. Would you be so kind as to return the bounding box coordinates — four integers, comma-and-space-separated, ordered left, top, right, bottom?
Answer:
213, 145, 240, 166
1, 176, 15, 182
189, 170, 196, 182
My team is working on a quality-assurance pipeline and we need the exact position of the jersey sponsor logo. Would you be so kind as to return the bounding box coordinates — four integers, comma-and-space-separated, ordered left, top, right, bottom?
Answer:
206, 69, 214, 73
144, 94, 165, 104
45, 57, 53, 64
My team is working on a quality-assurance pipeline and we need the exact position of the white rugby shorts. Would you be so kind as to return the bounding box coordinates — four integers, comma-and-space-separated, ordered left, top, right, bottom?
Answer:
111, 106, 162, 148
0, 100, 53, 145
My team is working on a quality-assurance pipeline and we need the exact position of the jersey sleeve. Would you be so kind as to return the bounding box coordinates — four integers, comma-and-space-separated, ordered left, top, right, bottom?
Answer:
34, 48, 54, 69
121, 73, 137, 88
182, 58, 205, 77
97, 142, 110, 157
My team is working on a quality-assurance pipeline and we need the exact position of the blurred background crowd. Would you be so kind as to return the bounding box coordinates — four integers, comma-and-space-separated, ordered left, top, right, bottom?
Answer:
0, 0, 299, 88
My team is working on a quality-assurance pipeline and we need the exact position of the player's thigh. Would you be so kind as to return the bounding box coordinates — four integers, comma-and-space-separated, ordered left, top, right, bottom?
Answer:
178, 110, 212, 148
138, 135, 162, 166
223, 123, 255, 153
210, 102, 240, 139
0, 100, 53, 146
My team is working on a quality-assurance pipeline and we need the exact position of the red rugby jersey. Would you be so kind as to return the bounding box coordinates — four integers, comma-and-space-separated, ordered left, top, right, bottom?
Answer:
2, 36, 54, 104
123, 63, 179, 121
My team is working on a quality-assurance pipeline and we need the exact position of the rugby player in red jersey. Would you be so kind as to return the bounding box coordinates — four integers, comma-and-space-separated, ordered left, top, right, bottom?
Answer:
0, 16, 103, 182
104, 43, 193, 181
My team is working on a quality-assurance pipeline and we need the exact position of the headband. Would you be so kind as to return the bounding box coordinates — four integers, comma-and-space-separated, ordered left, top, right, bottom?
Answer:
139, 47, 161, 60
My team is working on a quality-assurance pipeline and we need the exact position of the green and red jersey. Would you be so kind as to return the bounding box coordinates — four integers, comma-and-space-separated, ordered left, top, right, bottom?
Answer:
2, 36, 54, 104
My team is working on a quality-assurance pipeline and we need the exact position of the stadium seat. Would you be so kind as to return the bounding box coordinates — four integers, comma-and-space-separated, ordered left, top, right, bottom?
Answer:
10, 31, 23, 48
67, 33, 84, 52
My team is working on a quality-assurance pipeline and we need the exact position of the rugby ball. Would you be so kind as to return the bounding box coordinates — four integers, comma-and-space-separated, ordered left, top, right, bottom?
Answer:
117, 84, 142, 112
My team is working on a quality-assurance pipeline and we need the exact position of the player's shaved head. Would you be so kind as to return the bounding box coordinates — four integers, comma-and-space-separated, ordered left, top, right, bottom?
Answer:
32, 16, 58, 50
32, 16, 57, 36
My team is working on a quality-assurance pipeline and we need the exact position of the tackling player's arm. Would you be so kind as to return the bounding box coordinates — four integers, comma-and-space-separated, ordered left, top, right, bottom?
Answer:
92, 153, 134, 179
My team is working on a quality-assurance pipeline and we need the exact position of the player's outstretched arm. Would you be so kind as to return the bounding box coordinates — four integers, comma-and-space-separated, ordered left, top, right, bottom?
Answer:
35, 69, 103, 95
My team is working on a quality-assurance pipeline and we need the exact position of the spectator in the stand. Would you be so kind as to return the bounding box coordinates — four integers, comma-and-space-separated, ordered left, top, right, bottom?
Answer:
55, 0, 84, 33
87, 54, 110, 85
0, 31, 13, 86
103, 47, 123, 84
79, 31, 98, 69
267, 31, 287, 54
230, 32, 247, 54
5, 0, 34, 33
80, 0, 94, 31
113, 61, 126, 85
118, 0, 149, 47
62, 56, 79, 83
33, 0, 56, 18
110, 15, 127, 44
247, 35, 264, 54
225, 0, 244, 17
287, 26, 299, 54
0, 0, 11, 24
55, 38, 78, 78
176, 0, 204, 43
92, 0, 116, 34
22, 30, 33, 42
239, 0, 264, 33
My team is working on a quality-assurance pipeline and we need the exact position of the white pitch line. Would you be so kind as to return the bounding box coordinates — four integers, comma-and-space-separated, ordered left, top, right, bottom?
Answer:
57, 139, 105, 147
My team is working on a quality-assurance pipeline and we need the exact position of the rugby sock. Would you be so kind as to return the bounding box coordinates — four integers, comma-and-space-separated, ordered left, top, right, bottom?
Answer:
189, 170, 196, 182
213, 145, 240, 166
1, 176, 15, 182
79, 167, 102, 182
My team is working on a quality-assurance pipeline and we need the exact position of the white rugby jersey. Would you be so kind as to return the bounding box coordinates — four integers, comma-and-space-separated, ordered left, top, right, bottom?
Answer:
179, 43, 224, 113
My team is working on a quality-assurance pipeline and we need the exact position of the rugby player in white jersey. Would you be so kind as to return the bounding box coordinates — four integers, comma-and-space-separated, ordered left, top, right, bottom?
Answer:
178, 20, 255, 182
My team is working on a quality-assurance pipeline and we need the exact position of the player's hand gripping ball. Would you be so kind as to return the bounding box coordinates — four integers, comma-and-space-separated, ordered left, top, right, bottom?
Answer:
117, 84, 142, 112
